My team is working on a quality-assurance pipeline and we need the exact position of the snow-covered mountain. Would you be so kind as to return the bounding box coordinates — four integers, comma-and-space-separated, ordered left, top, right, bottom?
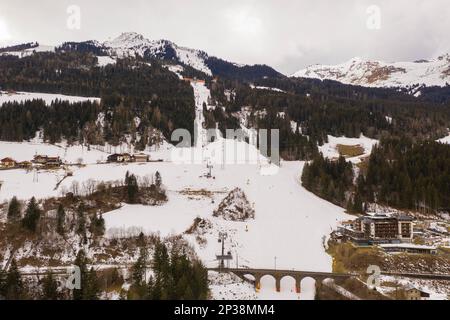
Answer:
28, 32, 278, 80
291, 55, 450, 88
103, 32, 212, 75
0, 32, 281, 80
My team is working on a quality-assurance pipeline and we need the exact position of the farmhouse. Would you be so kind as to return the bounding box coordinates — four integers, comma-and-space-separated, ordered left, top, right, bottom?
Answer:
18, 161, 33, 169
0, 157, 16, 168
107, 154, 124, 163
107, 153, 149, 163
404, 285, 430, 300
46, 157, 62, 167
33, 155, 48, 164
31, 155, 62, 167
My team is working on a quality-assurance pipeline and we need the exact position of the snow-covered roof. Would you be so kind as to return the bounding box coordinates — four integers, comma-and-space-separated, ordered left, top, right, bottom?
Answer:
379, 243, 437, 250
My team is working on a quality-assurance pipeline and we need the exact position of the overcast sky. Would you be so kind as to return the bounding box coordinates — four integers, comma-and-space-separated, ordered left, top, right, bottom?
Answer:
1, 0, 450, 74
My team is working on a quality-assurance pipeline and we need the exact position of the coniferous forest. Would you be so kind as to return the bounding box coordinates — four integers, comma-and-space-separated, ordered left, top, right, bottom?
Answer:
301, 138, 450, 214
0, 52, 195, 144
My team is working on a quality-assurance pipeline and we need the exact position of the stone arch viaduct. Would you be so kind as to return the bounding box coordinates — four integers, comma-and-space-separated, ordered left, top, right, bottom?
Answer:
208, 268, 355, 293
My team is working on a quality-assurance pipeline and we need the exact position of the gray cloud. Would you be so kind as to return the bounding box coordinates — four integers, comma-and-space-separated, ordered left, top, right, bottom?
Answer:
1, 0, 449, 74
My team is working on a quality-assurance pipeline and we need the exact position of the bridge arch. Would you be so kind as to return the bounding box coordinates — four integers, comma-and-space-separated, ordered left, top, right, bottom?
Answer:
299, 277, 317, 300
257, 274, 277, 292
280, 275, 297, 293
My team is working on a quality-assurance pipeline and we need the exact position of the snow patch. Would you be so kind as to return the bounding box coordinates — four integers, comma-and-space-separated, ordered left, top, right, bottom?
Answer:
0, 91, 100, 106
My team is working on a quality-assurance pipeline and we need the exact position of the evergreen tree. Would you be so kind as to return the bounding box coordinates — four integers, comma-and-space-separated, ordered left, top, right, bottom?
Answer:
76, 203, 87, 243
7, 196, 21, 222
4, 259, 23, 299
125, 172, 139, 204
132, 248, 147, 287
56, 203, 66, 235
155, 171, 162, 189
21, 197, 41, 232
0, 269, 5, 299
301, 155, 353, 207
146, 275, 155, 299
144, 241, 208, 300
90, 212, 105, 237
41, 270, 59, 300
84, 267, 100, 300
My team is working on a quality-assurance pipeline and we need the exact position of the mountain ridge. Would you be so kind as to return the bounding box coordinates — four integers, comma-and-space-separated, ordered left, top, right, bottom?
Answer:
291, 55, 450, 89
0, 32, 282, 81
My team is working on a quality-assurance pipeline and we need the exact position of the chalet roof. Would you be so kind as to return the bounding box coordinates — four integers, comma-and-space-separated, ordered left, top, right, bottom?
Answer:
1, 157, 15, 162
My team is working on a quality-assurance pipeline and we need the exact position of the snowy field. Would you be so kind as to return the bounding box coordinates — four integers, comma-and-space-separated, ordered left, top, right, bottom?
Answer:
318, 134, 378, 163
0, 140, 108, 164
0, 159, 339, 299
250, 85, 286, 93
0, 132, 174, 166
0, 45, 55, 58
96, 56, 116, 67
0, 91, 100, 106
0, 160, 350, 269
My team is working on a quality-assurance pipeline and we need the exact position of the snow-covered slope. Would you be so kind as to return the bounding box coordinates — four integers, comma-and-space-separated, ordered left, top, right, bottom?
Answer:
292, 55, 450, 88
0, 44, 54, 58
0, 91, 100, 106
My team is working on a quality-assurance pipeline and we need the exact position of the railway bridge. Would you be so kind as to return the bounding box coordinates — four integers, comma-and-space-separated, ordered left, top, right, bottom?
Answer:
208, 267, 356, 293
